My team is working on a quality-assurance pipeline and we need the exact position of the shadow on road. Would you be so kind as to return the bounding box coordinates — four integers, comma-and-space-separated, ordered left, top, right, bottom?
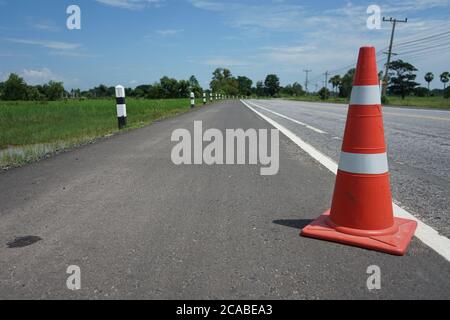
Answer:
272, 219, 313, 230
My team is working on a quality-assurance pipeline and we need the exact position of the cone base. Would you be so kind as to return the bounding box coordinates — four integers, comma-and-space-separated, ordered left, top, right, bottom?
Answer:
301, 210, 418, 256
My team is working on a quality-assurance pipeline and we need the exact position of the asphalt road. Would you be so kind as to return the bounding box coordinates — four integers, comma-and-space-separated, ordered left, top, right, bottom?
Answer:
247, 99, 450, 238
0, 100, 449, 299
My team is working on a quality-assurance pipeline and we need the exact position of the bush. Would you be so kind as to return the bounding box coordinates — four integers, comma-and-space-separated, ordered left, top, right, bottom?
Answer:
414, 87, 428, 97
318, 87, 330, 100
444, 87, 450, 99
381, 95, 389, 104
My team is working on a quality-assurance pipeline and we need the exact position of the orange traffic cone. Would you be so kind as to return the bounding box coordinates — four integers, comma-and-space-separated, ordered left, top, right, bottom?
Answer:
301, 46, 417, 256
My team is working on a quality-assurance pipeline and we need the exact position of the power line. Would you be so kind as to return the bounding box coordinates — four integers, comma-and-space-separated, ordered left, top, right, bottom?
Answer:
377, 23, 450, 52
397, 43, 450, 61
394, 31, 450, 48
305, 25, 448, 91
397, 40, 450, 56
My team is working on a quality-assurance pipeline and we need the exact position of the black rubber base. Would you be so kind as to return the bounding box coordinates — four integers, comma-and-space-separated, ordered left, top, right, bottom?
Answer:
118, 117, 127, 129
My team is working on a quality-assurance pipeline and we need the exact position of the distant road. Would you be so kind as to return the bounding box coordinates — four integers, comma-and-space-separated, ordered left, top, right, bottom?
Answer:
0, 100, 449, 299
247, 99, 450, 239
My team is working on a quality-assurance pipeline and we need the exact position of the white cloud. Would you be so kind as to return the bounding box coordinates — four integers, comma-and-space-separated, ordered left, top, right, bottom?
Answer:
21, 68, 61, 84
3, 38, 93, 58
188, 0, 450, 88
203, 57, 249, 67
49, 51, 95, 58
33, 20, 60, 32
5, 38, 81, 50
156, 29, 184, 36
96, 0, 165, 10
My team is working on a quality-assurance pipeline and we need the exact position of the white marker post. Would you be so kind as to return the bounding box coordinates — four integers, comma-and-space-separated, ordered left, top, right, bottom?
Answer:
190, 92, 195, 108
115, 85, 127, 130
203, 92, 206, 105
210, 92, 213, 103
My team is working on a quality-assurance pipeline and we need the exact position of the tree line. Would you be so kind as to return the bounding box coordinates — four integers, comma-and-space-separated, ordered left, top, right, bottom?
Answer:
0, 68, 304, 101
0, 61, 448, 101
325, 60, 449, 100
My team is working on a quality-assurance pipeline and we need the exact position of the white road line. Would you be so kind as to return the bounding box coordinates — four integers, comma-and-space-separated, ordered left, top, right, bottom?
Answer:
241, 99, 450, 262
247, 100, 328, 134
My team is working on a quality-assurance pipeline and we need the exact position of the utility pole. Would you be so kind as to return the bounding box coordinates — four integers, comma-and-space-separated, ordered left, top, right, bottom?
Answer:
382, 17, 408, 96
304, 69, 312, 93
323, 71, 330, 89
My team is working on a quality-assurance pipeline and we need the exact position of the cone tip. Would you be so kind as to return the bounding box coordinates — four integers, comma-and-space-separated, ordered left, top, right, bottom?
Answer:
354, 46, 379, 86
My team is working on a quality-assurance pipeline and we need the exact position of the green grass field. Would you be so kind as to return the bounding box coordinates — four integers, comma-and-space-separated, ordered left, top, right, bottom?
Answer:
0, 98, 207, 168
285, 95, 450, 110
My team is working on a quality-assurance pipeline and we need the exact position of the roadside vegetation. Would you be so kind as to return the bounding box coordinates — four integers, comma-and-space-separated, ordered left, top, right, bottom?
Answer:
0, 98, 200, 168
1, 62, 448, 168
283, 60, 449, 110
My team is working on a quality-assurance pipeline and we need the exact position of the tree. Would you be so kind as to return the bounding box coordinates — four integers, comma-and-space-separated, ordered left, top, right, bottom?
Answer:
148, 83, 165, 99
292, 82, 305, 96
424, 72, 434, 94
42, 81, 65, 100
3, 73, 28, 100
210, 68, 239, 95
281, 82, 305, 96
237, 76, 253, 96
191, 85, 204, 99
444, 86, 450, 99
160, 76, 179, 98
256, 81, 265, 97
440, 72, 449, 91
338, 69, 355, 98
0, 81, 4, 99
26, 86, 42, 100
189, 75, 200, 88
188, 75, 203, 98
177, 80, 190, 98
329, 75, 341, 95
134, 85, 153, 98
318, 87, 330, 100
223, 69, 232, 79
387, 60, 419, 99
414, 87, 428, 97
264, 74, 280, 97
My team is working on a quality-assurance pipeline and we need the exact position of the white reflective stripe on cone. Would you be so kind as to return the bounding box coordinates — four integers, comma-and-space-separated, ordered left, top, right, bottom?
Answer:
350, 85, 381, 105
117, 104, 127, 117
338, 152, 389, 174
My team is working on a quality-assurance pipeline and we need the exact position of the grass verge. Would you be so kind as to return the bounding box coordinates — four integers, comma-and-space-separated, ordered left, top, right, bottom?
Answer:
0, 98, 208, 169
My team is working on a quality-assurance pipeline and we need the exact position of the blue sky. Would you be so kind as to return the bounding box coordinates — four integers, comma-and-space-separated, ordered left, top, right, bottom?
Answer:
0, 0, 449, 90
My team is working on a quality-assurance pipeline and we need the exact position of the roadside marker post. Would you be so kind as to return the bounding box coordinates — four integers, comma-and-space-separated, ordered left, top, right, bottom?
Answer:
301, 46, 417, 256
190, 92, 195, 108
115, 85, 127, 130
203, 92, 206, 105
210, 92, 213, 102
